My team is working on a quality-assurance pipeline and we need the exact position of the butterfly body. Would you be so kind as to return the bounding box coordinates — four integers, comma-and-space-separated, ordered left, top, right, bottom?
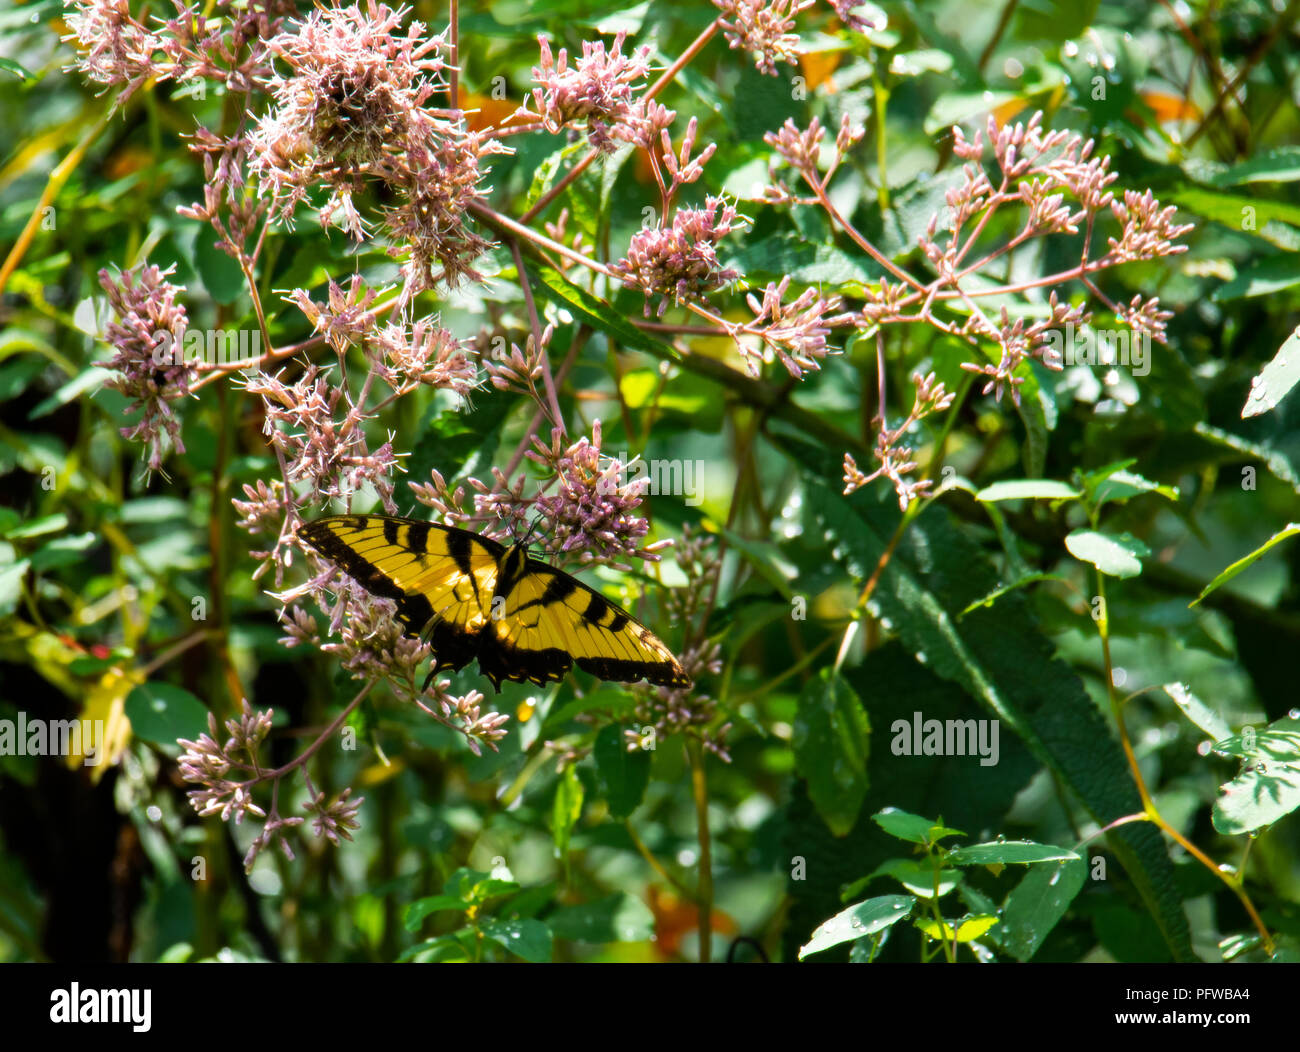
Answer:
298, 514, 691, 692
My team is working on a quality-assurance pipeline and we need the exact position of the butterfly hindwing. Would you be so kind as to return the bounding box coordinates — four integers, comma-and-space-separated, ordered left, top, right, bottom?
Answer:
298, 515, 504, 675
481, 559, 691, 690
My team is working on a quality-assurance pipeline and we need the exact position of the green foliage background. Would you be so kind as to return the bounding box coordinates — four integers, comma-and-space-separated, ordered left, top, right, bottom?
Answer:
2, 0, 1300, 963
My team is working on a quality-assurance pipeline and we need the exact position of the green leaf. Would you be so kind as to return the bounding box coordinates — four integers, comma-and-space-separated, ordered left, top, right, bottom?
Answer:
5, 513, 68, 539
1209, 146, 1300, 185
407, 391, 513, 492
889, 49, 954, 76
946, 841, 1079, 866
403, 895, 468, 931
915, 913, 999, 943
924, 91, 1021, 137
0, 559, 30, 617
799, 895, 915, 959
29, 533, 97, 572
1163, 683, 1231, 742
27, 366, 114, 421
1212, 254, 1300, 301
1191, 523, 1300, 607
593, 723, 650, 820
1085, 466, 1180, 509
998, 857, 1088, 961
728, 234, 882, 286
124, 683, 209, 746
0, 56, 31, 80
857, 858, 961, 900
975, 479, 1080, 502
524, 140, 585, 210
1212, 715, 1300, 835
396, 933, 470, 963
717, 527, 795, 599
193, 227, 245, 305
541, 687, 639, 734
1241, 329, 1300, 419
550, 763, 584, 859
871, 808, 964, 846
481, 918, 553, 962
959, 573, 1066, 617
1064, 529, 1149, 578
794, 669, 870, 836
534, 264, 681, 365
547, 893, 654, 943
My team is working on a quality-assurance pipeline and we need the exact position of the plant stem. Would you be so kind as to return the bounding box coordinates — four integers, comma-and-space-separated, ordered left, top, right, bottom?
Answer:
1094, 568, 1275, 955
449, 0, 459, 110
687, 739, 713, 963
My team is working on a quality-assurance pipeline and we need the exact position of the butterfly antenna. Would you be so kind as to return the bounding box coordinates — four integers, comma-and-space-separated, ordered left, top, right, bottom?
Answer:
514, 515, 543, 551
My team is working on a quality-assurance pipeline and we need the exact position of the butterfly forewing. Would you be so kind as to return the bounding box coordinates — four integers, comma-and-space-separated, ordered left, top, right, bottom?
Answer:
298, 515, 503, 675
297, 514, 692, 692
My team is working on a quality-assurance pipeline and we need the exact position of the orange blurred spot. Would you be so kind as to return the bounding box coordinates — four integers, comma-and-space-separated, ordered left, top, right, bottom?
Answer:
991, 97, 1030, 129
648, 885, 737, 958
1139, 89, 1202, 124
515, 698, 535, 723
799, 50, 842, 93
460, 91, 520, 134
103, 146, 152, 181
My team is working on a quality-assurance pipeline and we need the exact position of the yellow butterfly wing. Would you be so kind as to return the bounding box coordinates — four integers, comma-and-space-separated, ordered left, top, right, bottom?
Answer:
297, 515, 504, 676
480, 559, 691, 691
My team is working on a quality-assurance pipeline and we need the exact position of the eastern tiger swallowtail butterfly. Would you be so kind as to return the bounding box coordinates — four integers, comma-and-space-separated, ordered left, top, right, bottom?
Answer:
298, 514, 691, 692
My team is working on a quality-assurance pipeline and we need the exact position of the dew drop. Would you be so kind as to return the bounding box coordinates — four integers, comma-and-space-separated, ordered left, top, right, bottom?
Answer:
147, 805, 162, 822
